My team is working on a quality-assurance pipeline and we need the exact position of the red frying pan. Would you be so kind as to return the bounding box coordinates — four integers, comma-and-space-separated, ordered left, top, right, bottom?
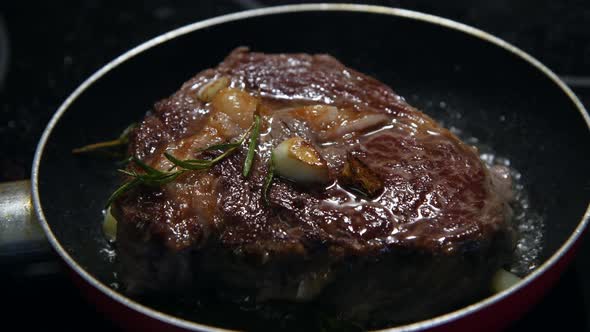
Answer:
1, 4, 588, 332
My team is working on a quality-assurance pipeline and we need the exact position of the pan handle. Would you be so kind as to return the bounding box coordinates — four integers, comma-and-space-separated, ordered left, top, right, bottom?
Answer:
0, 180, 53, 265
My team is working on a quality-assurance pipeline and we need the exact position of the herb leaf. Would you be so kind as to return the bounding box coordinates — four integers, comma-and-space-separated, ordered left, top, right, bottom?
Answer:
164, 152, 212, 170
105, 160, 185, 208
118, 123, 138, 142
72, 123, 137, 154
132, 157, 166, 176
105, 178, 141, 208
243, 114, 261, 177
72, 140, 125, 154
107, 115, 263, 208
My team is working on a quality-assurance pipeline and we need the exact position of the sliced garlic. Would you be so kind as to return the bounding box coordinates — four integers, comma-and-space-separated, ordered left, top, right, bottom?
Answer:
211, 87, 258, 128
197, 76, 230, 102
273, 137, 329, 185
491, 269, 521, 293
293, 105, 339, 130
103, 207, 118, 242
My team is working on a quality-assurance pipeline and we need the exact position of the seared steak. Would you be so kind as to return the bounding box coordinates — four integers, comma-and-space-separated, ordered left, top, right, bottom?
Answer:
112, 47, 514, 325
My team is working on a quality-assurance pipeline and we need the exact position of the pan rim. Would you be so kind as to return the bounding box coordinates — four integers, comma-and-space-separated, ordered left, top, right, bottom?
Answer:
31, 3, 590, 332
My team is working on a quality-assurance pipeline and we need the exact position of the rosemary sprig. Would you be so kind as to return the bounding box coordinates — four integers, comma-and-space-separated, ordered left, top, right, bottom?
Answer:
164, 152, 212, 170
243, 114, 261, 177
106, 115, 262, 207
132, 157, 165, 176
105, 157, 185, 207
263, 152, 275, 205
72, 123, 137, 154
164, 118, 258, 171
105, 178, 141, 208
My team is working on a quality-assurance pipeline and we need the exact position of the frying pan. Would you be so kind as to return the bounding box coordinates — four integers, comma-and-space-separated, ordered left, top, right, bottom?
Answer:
1, 4, 589, 332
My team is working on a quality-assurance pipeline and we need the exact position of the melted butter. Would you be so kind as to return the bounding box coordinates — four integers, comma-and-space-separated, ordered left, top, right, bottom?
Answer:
449, 125, 543, 276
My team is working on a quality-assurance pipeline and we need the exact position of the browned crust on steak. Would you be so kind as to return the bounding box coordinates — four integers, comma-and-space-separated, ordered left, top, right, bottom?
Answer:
116, 47, 511, 256
112, 48, 514, 321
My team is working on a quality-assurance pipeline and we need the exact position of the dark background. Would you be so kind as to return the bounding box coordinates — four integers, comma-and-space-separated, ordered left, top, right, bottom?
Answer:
1, 1, 589, 331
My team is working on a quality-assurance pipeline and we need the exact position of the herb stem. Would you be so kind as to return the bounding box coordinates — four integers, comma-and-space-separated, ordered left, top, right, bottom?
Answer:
106, 116, 263, 207
72, 139, 125, 153
105, 178, 140, 208
243, 114, 261, 177
72, 123, 137, 154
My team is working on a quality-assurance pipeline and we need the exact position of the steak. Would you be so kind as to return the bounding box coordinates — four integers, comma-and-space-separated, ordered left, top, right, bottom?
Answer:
112, 47, 515, 325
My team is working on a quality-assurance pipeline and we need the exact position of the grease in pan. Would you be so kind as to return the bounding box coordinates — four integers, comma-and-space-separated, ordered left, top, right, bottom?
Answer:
83, 48, 541, 330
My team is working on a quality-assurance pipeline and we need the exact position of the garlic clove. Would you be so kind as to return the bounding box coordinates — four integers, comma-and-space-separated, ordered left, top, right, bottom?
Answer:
211, 87, 258, 128
103, 206, 118, 242
491, 269, 521, 293
272, 137, 329, 185
197, 76, 230, 102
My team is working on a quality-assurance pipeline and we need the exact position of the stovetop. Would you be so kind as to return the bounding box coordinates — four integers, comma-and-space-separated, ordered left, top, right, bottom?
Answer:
1, 1, 589, 331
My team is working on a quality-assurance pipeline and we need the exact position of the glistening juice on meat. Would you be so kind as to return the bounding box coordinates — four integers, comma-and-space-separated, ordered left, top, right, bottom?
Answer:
106, 48, 528, 329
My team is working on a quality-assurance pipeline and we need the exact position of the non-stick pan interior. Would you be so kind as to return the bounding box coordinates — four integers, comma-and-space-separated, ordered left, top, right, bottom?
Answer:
36, 8, 590, 330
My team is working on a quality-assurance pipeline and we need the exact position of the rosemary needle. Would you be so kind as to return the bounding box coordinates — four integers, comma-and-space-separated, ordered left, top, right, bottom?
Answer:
243, 114, 261, 177
106, 115, 263, 207
105, 178, 140, 208
72, 123, 137, 154
105, 158, 185, 208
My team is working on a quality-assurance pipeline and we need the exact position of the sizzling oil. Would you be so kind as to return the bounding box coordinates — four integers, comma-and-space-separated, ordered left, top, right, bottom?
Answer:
453, 126, 544, 276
